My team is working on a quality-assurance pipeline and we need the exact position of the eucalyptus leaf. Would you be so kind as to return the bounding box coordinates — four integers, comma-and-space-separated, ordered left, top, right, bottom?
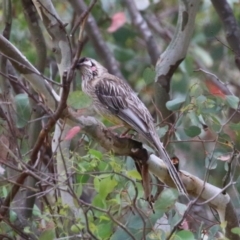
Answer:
97, 222, 112, 239
232, 227, 240, 236
173, 230, 195, 240
9, 210, 17, 222
88, 149, 103, 160
15, 94, 31, 128
205, 155, 217, 169
208, 225, 220, 238
226, 95, 239, 110
134, 0, 149, 10
126, 169, 142, 180
166, 97, 185, 111
143, 67, 155, 85
194, 45, 213, 67
92, 194, 106, 208
230, 122, 240, 131
184, 126, 201, 138
39, 229, 55, 240
99, 177, 118, 199
156, 125, 169, 138
154, 188, 178, 211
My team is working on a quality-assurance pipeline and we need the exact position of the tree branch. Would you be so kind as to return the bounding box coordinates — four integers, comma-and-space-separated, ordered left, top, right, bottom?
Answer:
0, 69, 70, 219
211, 0, 240, 70
21, 0, 47, 72
155, 0, 200, 122
123, 0, 160, 65
0, 34, 58, 111
69, 0, 124, 79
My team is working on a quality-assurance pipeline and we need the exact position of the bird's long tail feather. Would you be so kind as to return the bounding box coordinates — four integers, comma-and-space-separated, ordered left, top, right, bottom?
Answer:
156, 143, 187, 195
147, 132, 187, 195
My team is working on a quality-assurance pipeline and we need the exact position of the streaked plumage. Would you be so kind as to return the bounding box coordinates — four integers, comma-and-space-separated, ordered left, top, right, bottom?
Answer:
77, 57, 187, 195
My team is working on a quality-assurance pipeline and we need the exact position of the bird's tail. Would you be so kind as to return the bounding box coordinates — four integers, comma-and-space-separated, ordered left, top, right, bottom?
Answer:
147, 132, 187, 195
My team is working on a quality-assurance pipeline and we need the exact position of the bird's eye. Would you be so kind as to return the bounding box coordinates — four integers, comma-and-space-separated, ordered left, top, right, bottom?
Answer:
79, 57, 87, 64
78, 57, 93, 68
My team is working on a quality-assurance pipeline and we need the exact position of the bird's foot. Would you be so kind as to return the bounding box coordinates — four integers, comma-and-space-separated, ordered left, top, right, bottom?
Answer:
119, 129, 135, 139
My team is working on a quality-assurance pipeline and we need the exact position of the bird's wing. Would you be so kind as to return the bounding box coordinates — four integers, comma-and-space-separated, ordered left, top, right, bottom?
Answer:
95, 77, 187, 195
95, 77, 153, 135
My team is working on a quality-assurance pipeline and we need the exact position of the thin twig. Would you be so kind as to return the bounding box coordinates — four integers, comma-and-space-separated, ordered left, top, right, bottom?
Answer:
0, 68, 71, 219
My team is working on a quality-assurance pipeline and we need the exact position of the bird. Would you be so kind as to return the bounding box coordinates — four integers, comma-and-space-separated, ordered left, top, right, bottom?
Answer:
76, 57, 187, 195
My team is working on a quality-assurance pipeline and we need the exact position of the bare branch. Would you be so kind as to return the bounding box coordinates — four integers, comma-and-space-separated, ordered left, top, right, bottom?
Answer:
123, 0, 160, 65
21, 0, 47, 72
0, 34, 58, 110
211, 0, 240, 70
0, 69, 71, 219
32, 0, 72, 78
69, 0, 124, 79
155, 0, 200, 121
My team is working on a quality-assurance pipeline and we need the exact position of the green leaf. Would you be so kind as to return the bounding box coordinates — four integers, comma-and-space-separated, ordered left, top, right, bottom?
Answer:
99, 215, 110, 221
230, 122, 240, 131
39, 229, 55, 240
173, 230, 195, 240
99, 177, 118, 199
184, 126, 201, 138
75, 183, 82, 197
128, 215, 145, 230
67, 91, 92, 109
100, 0, 119, 13
97, 222, 112, 240
126, 170, 142, 180
2, 186, 8, 197
23, 226, 31, 234
32, 205, 41, 217
166, 97, 185, 111
113, 28, 136, 48
92, 194, 106, 208
232, 227, 240, 236
142, 67, 155, 85
9, 210, 17, 222
89, 149, 103, 160
205, 155, 217, 169
15, 94, 31, 128
156, 125, 169, 138
110, 228, 133, 240
190, 84, 203, 98
71, 223, 84, 233
175, 202, 187, 215
208, 225, 220, 239
194, 45, 213, 67
94, 177, 100, 192
110, 213, 145, 240
154, 188, 178, 211
196, 95, 206, 105
226, 95, 239, 110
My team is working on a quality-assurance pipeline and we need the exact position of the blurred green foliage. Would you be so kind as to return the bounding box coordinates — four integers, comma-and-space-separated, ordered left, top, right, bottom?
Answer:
1, 0, 240, 239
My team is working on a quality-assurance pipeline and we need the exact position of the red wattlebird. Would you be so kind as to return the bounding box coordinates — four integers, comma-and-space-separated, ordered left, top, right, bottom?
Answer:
77, 57, 187, 195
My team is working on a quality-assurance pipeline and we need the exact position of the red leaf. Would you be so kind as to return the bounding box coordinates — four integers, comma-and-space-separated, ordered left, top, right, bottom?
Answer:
205, 79, 226, 99
64, 126, 81, 140
107, 12, 126, 33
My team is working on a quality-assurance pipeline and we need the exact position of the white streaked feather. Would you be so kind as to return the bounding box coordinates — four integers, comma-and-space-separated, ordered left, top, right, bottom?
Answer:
121, 108, 148, 132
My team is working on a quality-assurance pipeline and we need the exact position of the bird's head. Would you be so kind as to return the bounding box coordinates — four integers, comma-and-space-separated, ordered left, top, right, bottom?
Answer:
76, 57, 107, 80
